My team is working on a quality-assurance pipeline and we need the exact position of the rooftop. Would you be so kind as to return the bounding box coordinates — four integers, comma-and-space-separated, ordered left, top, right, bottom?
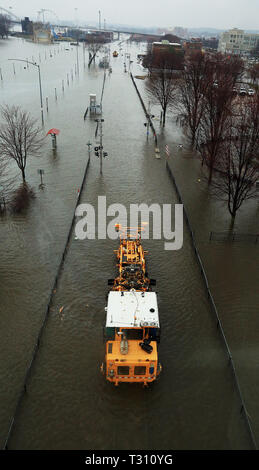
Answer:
153, 41, 181, 46
106, 291, 159, 328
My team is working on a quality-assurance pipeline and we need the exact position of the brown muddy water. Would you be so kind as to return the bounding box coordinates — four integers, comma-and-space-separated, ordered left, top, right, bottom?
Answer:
0, 37, 258, 449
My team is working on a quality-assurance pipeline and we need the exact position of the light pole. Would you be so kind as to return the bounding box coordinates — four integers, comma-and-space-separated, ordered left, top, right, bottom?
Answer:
87, 140, 92, 160
144, 101, 155, 141
8, 58, 44, 124
0, 184, 6, 212
76, 43, 79, 75
94, 119, 108, 174
74, 8, 79, 74
83, 42, 86, 69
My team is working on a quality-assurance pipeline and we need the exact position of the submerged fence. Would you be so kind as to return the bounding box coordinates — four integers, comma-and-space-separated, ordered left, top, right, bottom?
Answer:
210, 231, 259, 244
166, 161, 258, 450
130, 72, 158, 146
130, 72, 257, 449
3, 156, 91, 450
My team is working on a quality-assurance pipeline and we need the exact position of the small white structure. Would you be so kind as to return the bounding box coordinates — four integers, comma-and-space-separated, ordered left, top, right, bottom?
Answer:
106, 291, 159, 328
89, 93, 102, 115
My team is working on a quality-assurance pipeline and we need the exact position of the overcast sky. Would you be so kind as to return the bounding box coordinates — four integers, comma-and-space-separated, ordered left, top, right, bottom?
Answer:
3, 0, 259, 30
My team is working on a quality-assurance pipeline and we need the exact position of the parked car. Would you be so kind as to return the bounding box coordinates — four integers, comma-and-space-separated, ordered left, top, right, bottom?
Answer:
248, 89, 255, 96
239, 87, 247, 96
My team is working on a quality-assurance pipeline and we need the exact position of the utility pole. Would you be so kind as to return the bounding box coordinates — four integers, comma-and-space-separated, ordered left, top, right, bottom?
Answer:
76, 43, 79, 75
87, 141, 92, 160
37, 169, 45, 188
83, 42, 86, 69
146, 101, 151, 138
8, 59, 44, 125
98, 119, 103, 174
99, 10, 101, 30
74, 8, 79, 74
144, 101, 155, 141
95, 119, 108, 174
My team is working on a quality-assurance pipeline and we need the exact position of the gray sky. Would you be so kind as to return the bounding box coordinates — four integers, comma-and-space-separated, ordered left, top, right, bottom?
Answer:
3, 0, 259, 30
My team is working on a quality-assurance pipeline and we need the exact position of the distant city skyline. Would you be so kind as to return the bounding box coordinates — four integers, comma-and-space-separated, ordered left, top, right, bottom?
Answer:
2, 0, 259, 31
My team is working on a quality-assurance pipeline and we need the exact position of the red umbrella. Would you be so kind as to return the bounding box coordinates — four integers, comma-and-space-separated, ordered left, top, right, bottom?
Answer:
46, 128, 60, 136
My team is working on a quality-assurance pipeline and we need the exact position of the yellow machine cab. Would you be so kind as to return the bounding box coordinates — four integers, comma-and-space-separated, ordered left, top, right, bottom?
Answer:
101, 226, 162, 386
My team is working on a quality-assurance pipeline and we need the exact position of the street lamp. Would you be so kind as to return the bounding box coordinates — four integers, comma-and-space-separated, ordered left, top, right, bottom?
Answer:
95, 119, 106, 174
8, 58, 44, 124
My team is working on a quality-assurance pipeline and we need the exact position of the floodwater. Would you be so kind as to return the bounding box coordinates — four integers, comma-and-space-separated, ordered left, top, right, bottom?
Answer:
0, 36, 258, 450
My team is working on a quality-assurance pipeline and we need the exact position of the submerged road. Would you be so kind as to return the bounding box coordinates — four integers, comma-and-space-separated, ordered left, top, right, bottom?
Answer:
0, 38, 255, 449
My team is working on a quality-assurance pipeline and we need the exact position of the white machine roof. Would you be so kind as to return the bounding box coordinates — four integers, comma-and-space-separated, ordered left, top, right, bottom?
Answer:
105, 290, 159, 328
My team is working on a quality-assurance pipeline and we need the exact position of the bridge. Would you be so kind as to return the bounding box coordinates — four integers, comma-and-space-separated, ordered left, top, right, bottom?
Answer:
0, 6, 21, 22
0, 5, 160, 39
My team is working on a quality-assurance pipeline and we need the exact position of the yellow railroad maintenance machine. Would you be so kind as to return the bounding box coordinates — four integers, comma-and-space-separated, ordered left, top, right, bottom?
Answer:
101, 226, 162, 386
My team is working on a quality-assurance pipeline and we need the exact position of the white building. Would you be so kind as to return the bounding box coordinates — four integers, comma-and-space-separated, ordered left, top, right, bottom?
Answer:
218, 28, 259, 55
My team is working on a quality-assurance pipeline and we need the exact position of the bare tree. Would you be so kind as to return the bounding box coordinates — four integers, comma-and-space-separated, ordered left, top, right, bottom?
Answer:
248, 63, 259, 85
0, 14, 11, 39
176, 53, 243, 150
210, 96, 259, 219
146, 52, 180, 127
0, 105, 44, 182
176, 51, 211, 147
198, 55, 243, 183
86, 37, 105, 67
251, 40, 259, 58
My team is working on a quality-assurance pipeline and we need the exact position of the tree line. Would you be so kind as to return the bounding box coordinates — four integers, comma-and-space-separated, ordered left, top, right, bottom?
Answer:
144, 50, 259, 220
